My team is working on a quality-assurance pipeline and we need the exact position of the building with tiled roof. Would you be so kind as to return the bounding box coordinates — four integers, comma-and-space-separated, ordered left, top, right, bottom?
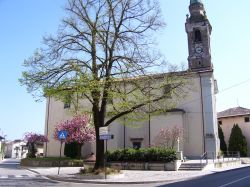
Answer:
218, 107, 250, 156
44, 1, 220, 160
218, 107, 250, 119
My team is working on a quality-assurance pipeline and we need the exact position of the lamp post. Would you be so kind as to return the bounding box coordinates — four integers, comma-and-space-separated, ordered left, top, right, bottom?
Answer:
2, 135, 6, 159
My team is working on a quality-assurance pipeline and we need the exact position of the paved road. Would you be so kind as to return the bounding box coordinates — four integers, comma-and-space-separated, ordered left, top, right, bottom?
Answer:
0, 158, 59, 186
1, 158, 250, 187
158, 166, 250, 187
0, 159, 138, 187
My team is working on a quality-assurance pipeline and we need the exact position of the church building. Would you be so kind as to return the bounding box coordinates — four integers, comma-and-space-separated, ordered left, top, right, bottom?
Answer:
44, 0, 220, 159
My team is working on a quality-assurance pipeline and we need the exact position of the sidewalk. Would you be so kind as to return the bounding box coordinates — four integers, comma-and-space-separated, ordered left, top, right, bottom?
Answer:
27, 163, 250, 184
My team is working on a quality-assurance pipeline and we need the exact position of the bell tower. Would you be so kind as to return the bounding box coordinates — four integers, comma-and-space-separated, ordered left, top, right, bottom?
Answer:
186, 0, 212, 71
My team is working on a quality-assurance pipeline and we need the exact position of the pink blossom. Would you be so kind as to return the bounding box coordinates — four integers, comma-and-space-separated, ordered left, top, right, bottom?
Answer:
53, 115, 96, 144
24, 132, 48, 144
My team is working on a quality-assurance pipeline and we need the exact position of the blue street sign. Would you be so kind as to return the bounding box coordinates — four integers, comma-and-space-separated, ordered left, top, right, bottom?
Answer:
99, 134, 114, 140
58, 131, 68, 140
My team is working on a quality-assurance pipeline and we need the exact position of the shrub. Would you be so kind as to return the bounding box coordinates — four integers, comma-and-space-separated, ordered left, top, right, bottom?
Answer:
79, 167, 120, 175
228, 124, 248, 157
64, 142, 78, 158
107, 148, 177, 162
218, 124, 227, 152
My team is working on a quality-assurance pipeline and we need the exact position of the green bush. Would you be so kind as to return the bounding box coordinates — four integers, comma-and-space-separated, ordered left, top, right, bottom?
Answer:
64, 142, 78, 158
107, 148, 177, 162
26, 143, 37, 158
228, 124, 248, 157
218, 124, 227, 152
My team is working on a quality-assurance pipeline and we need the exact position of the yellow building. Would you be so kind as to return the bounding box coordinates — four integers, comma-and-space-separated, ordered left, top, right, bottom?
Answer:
218, 107, 250, 156
44, 0, 220, 159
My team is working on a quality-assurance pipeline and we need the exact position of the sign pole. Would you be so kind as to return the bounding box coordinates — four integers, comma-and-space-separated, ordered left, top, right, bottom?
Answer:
58, 139, 63, 175
104, 139, 108, 179
57, 130, 68, 175
99, 126, 113, 180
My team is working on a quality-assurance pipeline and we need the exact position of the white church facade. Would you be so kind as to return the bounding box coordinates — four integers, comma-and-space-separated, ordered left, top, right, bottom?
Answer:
44, 0, 220, 159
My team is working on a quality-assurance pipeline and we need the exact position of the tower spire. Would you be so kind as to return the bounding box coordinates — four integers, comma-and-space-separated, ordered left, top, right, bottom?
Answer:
190, 0, 203, 5
189, 0, 205, 21
185, 1, 212, 71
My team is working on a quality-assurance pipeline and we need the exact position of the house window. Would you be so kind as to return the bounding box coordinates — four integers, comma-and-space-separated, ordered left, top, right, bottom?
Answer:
64, 102, 70, 109
245, 117, 250, 123
132, 142, 141, 149
218, 121, 222, 125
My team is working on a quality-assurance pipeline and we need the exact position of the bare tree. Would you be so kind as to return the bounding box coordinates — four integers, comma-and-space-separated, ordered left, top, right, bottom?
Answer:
20, 0, 186, 169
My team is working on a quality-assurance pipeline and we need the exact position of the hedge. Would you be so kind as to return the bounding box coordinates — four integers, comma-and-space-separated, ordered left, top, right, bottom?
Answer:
64, 142, 78, 159
106, 148, 177, 162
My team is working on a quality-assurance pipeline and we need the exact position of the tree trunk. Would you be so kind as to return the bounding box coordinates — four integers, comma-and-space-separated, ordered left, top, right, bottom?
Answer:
93, 109, 105, 170
77, 143, 83, 159
94, 138, 104, 169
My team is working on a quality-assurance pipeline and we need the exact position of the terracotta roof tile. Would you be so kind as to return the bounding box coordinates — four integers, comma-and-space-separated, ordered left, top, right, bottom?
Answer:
218, 107, 250, 118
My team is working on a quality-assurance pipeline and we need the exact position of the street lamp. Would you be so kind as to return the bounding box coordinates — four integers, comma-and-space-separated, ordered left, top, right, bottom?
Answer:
0, 134, 6, 160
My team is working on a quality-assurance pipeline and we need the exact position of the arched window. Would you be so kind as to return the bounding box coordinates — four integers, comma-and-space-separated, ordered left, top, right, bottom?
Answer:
194, 30, 202, 42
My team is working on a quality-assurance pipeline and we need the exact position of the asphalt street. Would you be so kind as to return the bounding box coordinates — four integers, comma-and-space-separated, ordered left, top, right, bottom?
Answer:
0, 158, 59, 186
158, 166, 250, 187
1, 158, 250, 187
0, 159, 143, 187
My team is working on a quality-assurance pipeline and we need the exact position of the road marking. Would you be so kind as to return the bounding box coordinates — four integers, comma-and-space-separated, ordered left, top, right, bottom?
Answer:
0, 175, 40, 179
15, 175, 29, 178
0, 176, 8, 179
218, 175, 250, 187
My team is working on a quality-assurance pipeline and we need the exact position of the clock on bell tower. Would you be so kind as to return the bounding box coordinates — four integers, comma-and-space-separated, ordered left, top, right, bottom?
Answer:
185, 0, 212, 71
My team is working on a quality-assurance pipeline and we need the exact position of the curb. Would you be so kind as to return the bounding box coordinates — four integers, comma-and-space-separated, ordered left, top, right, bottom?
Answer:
46, 175, 178, 184
27, 165, 250, 185
209, 164, 250, 175
23, 167, 41, 175
22, 167, 58, 182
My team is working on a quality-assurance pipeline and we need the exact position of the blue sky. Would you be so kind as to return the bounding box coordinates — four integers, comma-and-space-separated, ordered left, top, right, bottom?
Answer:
1, 0, 250, 140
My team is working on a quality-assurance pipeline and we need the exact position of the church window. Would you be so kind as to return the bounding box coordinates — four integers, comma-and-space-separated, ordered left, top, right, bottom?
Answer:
132, 142, 141, 149
63, 94, 71, 109
107, 97, 113, 104
163, 84, 172, 98
64, 102, 71, 109
244, 117, 250, 123
194, 30, 202, 43
131, 138, 143, 149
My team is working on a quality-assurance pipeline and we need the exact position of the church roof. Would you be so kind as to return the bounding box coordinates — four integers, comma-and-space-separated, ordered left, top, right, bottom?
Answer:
218, 107, 250, 118
190, 0, 203, 5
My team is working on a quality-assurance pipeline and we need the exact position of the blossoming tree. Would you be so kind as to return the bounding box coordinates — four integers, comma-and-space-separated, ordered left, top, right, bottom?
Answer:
154, 126, 183, 149
54, 115, 96, 158
24, 133, 48, 158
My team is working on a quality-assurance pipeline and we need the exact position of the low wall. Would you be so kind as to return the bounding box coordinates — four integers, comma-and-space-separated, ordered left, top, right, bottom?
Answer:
108, 160, 181, 171
214, 160, 241, 168
0, 153, 3, 161
241, 158, 250, 164
21, 159, 84, 167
